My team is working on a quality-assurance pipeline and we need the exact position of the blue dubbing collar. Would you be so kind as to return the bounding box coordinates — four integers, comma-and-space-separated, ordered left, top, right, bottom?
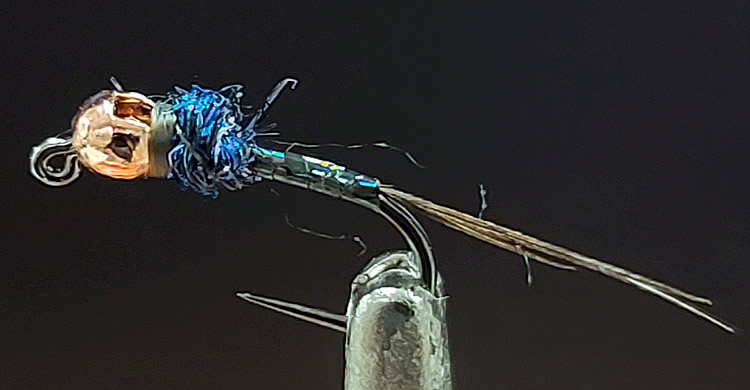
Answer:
165, 84, 261, 197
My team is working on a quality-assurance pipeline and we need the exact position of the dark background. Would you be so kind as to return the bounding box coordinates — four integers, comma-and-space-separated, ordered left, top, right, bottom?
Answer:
1, 1, 749, 389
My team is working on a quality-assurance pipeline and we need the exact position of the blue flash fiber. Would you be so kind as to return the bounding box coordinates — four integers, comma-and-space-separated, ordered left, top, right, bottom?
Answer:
167, 85, 260, 197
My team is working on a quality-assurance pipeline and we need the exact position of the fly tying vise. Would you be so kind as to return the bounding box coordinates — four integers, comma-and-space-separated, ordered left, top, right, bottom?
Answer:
29, 77, 735, 333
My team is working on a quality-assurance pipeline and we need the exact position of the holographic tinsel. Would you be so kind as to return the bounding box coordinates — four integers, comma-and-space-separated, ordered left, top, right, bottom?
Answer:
166, 84, 261, 197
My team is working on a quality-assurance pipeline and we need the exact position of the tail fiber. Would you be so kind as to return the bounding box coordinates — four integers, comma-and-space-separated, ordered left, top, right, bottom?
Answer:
380, 186, 734, 333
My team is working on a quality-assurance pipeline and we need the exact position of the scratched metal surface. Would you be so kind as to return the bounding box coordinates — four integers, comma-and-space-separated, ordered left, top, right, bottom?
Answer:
344, 251, 451, 390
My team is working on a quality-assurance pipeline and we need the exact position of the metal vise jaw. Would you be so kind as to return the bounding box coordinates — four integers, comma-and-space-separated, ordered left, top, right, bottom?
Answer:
237, 250, 452, 390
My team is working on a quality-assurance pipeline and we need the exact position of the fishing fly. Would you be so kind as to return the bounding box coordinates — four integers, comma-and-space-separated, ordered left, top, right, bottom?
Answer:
29, 77, 734, 333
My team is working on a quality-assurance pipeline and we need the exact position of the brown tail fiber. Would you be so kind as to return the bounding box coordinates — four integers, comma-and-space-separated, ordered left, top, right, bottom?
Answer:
380, 186, 734, 333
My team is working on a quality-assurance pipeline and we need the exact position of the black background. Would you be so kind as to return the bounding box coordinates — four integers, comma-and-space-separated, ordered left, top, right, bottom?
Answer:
2, 1, 749, 389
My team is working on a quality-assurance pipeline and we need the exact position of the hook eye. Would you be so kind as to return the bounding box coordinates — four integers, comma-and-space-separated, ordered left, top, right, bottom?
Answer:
29, 136, 82, 186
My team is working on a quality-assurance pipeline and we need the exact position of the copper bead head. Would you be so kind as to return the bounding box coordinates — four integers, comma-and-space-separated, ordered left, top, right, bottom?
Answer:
71, 91, 155, 180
